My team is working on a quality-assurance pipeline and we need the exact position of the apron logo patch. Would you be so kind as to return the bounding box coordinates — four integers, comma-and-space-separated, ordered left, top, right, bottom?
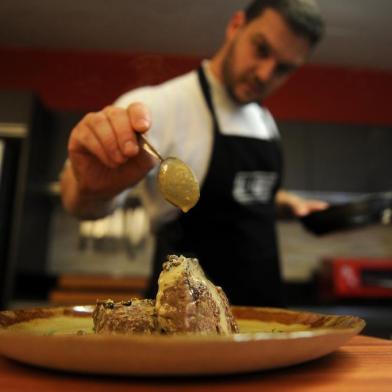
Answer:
232, 171, 277, 204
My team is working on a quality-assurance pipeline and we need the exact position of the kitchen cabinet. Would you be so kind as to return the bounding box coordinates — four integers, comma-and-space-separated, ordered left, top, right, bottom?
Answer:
0, 90, 48, 308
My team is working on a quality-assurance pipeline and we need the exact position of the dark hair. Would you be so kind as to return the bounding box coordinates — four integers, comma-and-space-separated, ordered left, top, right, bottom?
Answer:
244, 0, 325, 46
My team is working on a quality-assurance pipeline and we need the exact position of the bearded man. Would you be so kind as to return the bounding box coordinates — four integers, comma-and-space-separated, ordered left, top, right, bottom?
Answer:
61, 0, 327, 306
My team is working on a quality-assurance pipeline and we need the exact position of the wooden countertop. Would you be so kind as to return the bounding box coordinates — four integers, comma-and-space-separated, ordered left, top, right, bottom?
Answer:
0, 335, 391, 392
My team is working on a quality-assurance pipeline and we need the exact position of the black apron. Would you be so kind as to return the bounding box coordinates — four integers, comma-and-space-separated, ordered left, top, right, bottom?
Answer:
146, 66, 284, 306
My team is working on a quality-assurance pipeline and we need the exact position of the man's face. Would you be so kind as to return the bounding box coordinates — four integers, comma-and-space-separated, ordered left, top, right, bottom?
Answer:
222, 9, 312, 104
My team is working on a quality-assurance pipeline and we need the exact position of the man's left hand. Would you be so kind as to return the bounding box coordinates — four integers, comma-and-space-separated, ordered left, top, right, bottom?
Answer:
276, 190, 329, 217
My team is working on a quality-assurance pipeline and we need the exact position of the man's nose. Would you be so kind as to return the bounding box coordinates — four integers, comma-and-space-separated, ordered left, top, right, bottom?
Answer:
255, 58, 276, 82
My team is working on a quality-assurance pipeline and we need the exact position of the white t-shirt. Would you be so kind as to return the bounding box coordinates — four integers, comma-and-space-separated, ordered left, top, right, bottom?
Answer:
114, 61, 280, 229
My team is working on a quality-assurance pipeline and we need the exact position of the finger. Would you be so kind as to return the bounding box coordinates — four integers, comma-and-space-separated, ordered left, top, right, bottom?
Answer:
308, 200, 329, 210
297, 200, 329, 216
103, 106, 138, 158
127, 102, 151, 133
85, 111, 124, 165
293, 204, 309, 217
69, 122, 115, 168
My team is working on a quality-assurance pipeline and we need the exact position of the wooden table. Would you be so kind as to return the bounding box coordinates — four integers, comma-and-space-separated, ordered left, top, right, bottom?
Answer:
0, 335, 391, 392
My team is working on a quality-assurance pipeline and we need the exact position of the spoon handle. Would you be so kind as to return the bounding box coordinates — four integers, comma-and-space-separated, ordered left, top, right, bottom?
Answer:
138, 134, 164, 162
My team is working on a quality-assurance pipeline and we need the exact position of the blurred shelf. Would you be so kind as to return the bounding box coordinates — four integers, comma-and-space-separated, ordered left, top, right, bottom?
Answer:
49, 290, 144, 305
57, 275, 148, 291
48, 274, 149, 305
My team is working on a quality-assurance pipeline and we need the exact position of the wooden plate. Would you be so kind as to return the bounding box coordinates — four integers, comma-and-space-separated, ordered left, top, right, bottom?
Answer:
0, 305, 365, 376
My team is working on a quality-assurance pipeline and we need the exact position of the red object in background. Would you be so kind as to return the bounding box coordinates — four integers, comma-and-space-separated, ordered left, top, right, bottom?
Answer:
1, 47, 392, 125
319, 258, 392, 299
0, 48, 200, 111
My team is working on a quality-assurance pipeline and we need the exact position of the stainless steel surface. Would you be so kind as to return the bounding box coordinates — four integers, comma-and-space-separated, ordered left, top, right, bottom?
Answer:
47, 201, 154, 277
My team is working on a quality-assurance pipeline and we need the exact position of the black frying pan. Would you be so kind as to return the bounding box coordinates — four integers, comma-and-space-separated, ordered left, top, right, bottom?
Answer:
300, 192, 392, 235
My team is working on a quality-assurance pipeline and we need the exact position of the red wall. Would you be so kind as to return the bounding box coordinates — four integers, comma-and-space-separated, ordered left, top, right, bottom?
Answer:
1, 47, 392, 125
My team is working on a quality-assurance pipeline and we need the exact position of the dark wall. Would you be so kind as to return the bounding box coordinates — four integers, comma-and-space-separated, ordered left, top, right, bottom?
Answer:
279, 122, 392, 193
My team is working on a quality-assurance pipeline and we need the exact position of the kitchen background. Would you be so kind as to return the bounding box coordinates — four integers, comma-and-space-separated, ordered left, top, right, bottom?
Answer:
0, 1, 391, 337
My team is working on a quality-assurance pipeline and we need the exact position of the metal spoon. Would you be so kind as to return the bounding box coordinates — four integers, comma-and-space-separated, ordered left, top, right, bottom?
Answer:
138, 134, 200, 213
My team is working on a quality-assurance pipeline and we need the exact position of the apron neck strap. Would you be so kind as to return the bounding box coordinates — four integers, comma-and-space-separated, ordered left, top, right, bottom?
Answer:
197, 66, 220, 132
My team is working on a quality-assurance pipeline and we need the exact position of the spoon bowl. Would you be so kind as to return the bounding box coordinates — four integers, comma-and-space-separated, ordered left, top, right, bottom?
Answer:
139, 134, 200, 212
158, 157, 200, 212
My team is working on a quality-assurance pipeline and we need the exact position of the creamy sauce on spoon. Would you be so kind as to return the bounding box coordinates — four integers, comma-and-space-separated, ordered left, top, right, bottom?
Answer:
139, 134, 200, 212
158, 157, 200, 212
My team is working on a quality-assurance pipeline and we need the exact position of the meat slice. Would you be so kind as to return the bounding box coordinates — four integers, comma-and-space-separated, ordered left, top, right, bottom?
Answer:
93, 299, 158, 334
156, 255, 239, 335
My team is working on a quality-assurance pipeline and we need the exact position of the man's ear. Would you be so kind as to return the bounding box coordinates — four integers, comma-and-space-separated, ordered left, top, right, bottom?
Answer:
226, 11, 246, 40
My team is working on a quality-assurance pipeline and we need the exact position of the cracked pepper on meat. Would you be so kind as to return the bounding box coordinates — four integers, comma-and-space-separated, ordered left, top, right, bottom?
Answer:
93, 255, 239, 335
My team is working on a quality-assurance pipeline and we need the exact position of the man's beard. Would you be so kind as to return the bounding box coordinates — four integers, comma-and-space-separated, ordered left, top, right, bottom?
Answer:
221, 42, 267, 105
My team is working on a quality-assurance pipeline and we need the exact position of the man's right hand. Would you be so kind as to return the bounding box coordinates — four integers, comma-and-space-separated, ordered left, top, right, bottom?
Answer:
61, 102, 157, 217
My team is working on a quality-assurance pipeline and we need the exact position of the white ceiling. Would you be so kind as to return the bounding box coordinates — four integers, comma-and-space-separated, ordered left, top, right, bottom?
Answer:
1, 0, 392, 70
